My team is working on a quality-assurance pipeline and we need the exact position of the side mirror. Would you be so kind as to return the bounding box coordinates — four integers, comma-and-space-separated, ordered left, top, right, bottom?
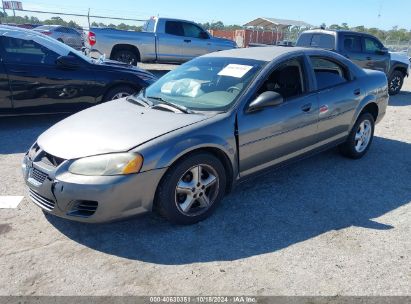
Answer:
377, 47, 388, 55
56, 55, 81, 69
200, 31, 210, 39
247, 91, 284, 113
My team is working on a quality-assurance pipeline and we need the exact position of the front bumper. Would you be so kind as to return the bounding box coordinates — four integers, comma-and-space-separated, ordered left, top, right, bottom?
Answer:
22, 155, 167, 223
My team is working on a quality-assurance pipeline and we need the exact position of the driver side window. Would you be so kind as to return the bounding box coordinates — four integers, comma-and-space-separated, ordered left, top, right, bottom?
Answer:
257, 57, 306, 100
182, 22, 206, 39
1, 36, 59, 65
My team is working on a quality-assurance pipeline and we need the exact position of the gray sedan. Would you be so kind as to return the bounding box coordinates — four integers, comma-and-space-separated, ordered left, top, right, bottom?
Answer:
34, 25, 83, 50
23, 47, 389, 225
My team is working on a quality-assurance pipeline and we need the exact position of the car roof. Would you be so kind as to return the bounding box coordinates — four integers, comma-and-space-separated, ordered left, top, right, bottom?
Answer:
204, 46, 333, 62
0, 25, 41, 36
301, 29, 377, 38
35, 25, 61, 29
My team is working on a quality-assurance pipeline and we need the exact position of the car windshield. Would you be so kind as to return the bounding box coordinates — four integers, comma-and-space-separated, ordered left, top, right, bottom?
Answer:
142, 57, 266, 111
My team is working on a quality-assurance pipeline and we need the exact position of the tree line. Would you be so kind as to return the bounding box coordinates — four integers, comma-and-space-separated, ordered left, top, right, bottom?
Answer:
0, 13, 410, 43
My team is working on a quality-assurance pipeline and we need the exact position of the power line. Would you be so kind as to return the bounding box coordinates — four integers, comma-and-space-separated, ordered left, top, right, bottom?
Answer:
1, 7, 146, 23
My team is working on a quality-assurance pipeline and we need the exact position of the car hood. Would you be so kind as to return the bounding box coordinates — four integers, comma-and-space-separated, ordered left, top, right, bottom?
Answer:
37, 99, 213, 160
212, 37, 237, 47
94, 59, 157, 81
390, 52, 410, 66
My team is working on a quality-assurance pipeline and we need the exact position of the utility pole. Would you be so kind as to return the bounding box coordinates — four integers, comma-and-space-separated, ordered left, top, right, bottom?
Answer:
87, 8, 90, 28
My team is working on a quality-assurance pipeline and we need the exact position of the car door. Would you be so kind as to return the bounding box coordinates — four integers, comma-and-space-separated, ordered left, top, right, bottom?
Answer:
1, 35, 97, 113
180, 22, 210, 60
0, 53, 12, 111
362, 36, 390, 74
340, 34, 368, 67
309, 56, 361, 144
237, 56, 319, 177
156, 21, 185, 62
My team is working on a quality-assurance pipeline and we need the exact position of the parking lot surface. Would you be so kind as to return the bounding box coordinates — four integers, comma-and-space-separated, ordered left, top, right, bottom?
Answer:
0, 68, 410, 296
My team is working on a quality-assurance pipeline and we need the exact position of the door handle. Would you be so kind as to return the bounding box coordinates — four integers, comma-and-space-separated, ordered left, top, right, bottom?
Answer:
301, 103, 312, 113
184, 39, 192, 43
354, 89, 361, 96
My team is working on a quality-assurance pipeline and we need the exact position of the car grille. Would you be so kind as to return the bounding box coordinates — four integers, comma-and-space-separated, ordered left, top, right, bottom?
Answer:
29, 189, 55, 211
28, 143, 65, 168
39, 152, 65, 168
29, 168, 48, 184
68, 201, 98, 218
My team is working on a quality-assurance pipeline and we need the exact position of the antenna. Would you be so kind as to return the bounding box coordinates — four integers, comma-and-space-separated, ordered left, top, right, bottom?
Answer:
378, 0, 384, 18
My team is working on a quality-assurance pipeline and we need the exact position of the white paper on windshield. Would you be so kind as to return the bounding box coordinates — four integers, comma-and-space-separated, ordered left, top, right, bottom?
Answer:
218, 64, 253, 78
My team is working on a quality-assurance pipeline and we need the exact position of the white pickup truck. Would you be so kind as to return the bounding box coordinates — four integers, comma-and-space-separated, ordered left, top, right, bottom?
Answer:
84, 17, 237, 65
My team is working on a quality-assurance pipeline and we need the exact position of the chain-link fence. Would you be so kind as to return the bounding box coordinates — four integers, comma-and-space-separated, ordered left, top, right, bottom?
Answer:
384, 40, 411, 56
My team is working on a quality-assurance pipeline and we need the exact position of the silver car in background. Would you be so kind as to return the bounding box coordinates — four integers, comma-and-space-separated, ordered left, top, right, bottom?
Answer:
34, 25, 83, 50
23, 47, 388, 225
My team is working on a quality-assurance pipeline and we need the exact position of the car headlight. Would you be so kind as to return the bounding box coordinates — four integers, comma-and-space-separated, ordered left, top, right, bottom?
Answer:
68, 153, 143, 176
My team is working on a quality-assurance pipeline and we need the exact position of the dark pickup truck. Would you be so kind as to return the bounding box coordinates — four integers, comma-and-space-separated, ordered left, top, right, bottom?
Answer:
296, 29, 410, 95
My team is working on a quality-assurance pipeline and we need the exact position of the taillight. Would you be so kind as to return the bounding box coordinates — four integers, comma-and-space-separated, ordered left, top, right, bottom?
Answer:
88, 31, 96, 47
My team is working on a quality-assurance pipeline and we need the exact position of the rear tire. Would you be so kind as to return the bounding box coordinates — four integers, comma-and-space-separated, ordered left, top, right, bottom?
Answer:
112, 49, 139, 66
388, 70, 404, 96
103, 85, 136, 102
155, 152, 227, 225
339, 113, 375, 159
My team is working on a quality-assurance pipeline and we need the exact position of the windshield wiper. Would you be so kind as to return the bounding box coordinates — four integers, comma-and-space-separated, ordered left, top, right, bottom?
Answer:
126, 95, 153, 108
147, 96, 193, 114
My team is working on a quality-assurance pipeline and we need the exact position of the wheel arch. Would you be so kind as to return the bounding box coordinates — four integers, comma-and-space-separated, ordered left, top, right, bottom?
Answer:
101, 82, 141, 102
110, 44, 141, 63
350, 96, 379, 130
162, 145, 235, 194
389, 61, 409, 77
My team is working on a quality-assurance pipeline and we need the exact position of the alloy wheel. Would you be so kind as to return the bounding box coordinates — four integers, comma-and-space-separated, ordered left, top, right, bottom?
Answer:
111, 92, 131, 100
389, 76, 402, 93
354, 120, 372, 153
175, 164, 219, 217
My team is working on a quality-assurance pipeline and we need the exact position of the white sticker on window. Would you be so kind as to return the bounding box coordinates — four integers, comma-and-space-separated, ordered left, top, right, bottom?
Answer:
218, 64, 253, 78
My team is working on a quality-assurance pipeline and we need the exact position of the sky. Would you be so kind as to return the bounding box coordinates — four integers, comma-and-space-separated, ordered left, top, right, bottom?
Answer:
9, 0, 411, 30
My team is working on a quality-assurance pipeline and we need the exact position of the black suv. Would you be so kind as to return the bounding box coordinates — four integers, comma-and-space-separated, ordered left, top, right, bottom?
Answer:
296, 30, 409, 95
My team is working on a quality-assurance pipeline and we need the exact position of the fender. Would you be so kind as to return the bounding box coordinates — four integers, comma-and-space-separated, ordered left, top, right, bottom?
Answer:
389, 60, 409, 77
349, 94, 378, 130
156, 134, 237, 171
135, 114, 239, 177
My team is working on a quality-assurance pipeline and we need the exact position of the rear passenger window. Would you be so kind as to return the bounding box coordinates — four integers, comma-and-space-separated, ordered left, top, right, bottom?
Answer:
1, 36, 59, 65
165, 21, 184, 36
310, 57, 349, 90
343, 35, 362, 52
310, 34, 335, 49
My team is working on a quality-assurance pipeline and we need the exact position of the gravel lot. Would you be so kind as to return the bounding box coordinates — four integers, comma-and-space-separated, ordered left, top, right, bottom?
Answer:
0, 69, 410, 296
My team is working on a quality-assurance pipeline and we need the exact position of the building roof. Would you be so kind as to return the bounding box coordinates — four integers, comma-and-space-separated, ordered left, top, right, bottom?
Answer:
244, 17, 312, 29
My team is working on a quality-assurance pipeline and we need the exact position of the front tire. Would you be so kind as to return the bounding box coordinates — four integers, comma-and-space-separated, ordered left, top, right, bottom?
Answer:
388, 70, 404, 96
155, 152, 227, 225
339, 113, 375, 159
